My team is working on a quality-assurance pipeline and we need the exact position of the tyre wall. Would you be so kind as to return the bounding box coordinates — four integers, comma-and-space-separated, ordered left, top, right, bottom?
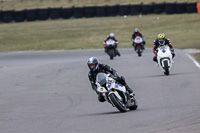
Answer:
14, 10, 26, 22
73, 7, 84, 18
165, 3, 177, 14
26, 9, 38, 21
142, 4, 153, 14
49, 8, 62, 19
106, 5, 119, 16
96, 6, 107, 17
153, 3, 165, 14
0, 2, 198, 23
84, 6, 96, 18
37, 8, 49, 20
61, 7, 73, 19
119, 5, 130, 16
1, 10, 14, 23
186, 3, 197, 13
130, 4, 141, 15
176, 3, 186, 14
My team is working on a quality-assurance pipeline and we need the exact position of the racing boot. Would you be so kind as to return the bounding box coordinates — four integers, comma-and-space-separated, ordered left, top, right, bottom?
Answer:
98, 93, 106, 102
142, 45, 145, 50
116, 49, 121, 56
125, 85, 135, 99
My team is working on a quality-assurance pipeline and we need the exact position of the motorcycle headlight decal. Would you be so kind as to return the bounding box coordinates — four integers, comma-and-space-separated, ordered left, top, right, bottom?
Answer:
108, 84, 111, 88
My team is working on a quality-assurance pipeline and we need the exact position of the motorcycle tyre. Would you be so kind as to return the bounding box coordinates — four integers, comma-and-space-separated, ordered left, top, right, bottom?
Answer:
129, 99, 138, 110
138, 52, 142, 57
164, 60, 170, 75
110, 55, 114, 60
136, 45, 142, 57
109, 49, 115, 60
109, 93, 127, 112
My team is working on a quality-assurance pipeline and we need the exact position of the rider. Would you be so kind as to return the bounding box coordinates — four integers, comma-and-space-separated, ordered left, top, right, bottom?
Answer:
103, 33, 120, 56
87, 57, 135, 102
131, 28, 146, 49
153, 33, 175, 63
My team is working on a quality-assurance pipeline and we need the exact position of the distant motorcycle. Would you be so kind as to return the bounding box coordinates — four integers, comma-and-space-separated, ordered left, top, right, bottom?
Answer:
157, 45, 173, 75
96, 73, 138, 112
132, 36, 144, 57
105, 39, 120, 60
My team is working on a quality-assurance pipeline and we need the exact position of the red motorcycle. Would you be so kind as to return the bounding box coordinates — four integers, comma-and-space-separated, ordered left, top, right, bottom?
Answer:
132, 36, 144, 57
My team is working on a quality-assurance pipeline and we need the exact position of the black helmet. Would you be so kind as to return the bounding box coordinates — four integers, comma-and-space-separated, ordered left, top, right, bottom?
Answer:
87, 57, 99, 72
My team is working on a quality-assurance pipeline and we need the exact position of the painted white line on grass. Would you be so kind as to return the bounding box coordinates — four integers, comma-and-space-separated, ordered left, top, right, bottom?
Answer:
186, 53, 200, 70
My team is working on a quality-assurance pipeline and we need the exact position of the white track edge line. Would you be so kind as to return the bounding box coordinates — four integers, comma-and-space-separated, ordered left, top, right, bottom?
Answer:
186, 53, 200, 70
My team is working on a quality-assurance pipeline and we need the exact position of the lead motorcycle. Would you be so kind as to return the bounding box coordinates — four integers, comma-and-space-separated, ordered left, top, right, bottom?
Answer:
96, 73, 138, 112
105, 39, 119, 60
157, 45, 173, 75
132, 36, 144, 57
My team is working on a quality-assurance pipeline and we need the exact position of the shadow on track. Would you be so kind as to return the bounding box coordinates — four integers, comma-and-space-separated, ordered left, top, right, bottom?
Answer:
136, 72, 196, 79
79, 109, 139, 117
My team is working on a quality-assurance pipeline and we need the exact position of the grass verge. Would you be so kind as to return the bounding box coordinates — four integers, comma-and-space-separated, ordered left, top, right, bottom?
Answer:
191, 53, 200, 63
0, 13, 200, 52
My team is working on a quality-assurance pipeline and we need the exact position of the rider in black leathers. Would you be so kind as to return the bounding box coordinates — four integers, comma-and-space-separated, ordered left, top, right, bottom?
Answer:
131, 28, 146, 49
103, 33, 120, 56
87, 57, 134, 102
153, 33, 175, 62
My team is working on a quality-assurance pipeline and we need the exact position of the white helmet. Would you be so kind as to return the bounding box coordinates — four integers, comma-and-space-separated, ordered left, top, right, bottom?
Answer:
109, 33, 115, 37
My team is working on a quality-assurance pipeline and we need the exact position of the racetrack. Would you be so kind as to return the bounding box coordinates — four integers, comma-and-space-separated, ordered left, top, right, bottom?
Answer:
0, 48, 200, 133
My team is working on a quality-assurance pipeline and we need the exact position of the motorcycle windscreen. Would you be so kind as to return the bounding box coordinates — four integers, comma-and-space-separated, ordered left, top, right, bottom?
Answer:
159, 46, 168, 53
96, 73, 107, 86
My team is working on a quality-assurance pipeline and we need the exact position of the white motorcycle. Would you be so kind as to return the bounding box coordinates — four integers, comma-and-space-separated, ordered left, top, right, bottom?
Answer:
157, 45, 173, 75
105, 39, 119, 60
96, 73, 138, 112
132, 36, 144, 57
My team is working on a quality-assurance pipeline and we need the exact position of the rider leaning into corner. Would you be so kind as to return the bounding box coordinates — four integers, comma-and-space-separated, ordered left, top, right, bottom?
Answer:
103, 33, 121, 56
131, 28, 146, 49
153, 33, 175, 63
87, 57, 135, 102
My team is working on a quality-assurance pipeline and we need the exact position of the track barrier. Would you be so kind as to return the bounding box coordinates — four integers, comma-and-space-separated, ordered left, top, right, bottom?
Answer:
0, 2, 198, 23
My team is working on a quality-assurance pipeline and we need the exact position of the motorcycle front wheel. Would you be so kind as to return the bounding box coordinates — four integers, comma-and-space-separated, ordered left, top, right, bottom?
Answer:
163, 61, 170, 75
135, 45, 142, 57
109, 93, 127, 112
108, 49, 114, 60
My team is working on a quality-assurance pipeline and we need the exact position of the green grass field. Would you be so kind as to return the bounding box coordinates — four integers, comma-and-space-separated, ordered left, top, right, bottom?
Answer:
0, 0, 200, 62
0, 13, 200, 52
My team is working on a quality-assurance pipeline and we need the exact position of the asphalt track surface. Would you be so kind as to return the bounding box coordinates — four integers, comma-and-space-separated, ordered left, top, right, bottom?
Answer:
0, 48, 200, 133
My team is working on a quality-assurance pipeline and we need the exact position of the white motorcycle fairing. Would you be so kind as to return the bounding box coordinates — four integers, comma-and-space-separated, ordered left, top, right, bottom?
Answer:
96, 74, 127, 103
106, 39, 116, 47
96, 73, 138, 112
157, 46, 173, 75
